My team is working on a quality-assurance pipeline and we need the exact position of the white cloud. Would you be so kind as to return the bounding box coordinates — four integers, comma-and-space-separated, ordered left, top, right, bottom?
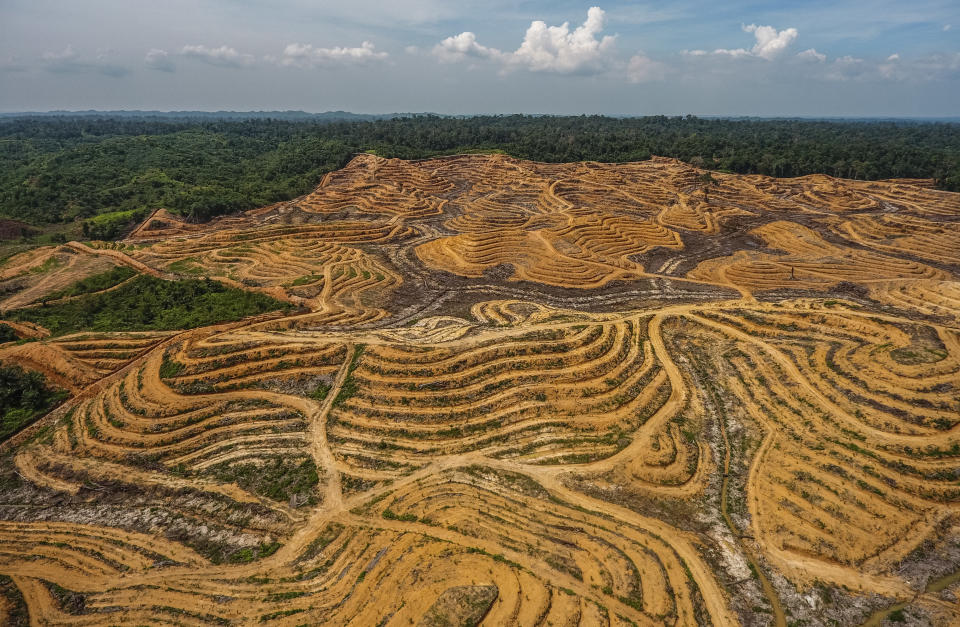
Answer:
945, 24, 952, 31
433, 32, 503, 63
711, 46, 752, 58
41, 45, 129, 77
626, 53, 665, 82
433, 7, 617, 75
145, 48, 175, 72
745, 24, 798, 60
797, 48, 826, 62
906, 52, 960, 79
879, 54, 901, 79
810, 51, 960, 82
710, 24, 798, 60
181, 44, 254, 68
278, 41, 388, 68
510, 6, 616, 73
825, 55, 866, 81
41, 45, 79, 64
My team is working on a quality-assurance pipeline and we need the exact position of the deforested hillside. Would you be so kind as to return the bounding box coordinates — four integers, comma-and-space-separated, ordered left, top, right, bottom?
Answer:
1, 153, 959, 626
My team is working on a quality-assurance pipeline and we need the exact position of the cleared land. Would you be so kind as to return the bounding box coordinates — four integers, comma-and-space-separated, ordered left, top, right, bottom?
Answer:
0, 154, 959, 625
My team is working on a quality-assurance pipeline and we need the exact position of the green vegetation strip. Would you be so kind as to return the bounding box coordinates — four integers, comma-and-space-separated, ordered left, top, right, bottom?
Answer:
8, 276, 289, 336
0, 363, 67, 442
7, 276, 290, 335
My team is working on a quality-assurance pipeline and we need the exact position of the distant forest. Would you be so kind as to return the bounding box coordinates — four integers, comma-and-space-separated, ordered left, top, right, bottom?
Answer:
1, 114, 958, 228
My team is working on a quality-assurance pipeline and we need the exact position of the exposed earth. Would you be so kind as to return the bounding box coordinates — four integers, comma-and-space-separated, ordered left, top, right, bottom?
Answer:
1, 153, 959, 625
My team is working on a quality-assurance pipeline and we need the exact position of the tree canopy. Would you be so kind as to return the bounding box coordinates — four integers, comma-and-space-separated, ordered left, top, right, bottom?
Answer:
1, 114, 957, 227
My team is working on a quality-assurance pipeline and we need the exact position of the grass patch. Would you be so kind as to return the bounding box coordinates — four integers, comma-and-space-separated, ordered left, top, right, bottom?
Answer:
167, 258, 204, 275
28, 256, 63, 275
290, 273, 322, 286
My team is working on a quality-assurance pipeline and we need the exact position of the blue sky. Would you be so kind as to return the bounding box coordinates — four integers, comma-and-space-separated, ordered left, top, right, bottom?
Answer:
1, 0, 957, 115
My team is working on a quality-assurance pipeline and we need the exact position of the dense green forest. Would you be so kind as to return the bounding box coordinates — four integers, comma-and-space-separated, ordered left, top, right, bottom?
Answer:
1, 114, 958, 227
8, 275, 289, 335
0, 363, 66, 441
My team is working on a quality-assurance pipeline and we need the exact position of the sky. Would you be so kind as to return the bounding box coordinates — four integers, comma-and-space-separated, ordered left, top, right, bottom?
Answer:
1, 0, 958, 116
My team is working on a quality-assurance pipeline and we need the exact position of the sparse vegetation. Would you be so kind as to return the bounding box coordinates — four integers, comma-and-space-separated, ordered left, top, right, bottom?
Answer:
206, 457, 319, 506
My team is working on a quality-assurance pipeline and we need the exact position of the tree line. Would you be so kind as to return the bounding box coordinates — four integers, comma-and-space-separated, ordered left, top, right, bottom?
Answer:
1, 114, 957, 227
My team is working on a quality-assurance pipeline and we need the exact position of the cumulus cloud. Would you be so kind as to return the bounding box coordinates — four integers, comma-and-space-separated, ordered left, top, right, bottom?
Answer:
145, 48, 175, 72
41, 45, 129, 77
708, 24, 798, 60
433, 7, 617, 74
510, 6, 616, 73
433, 32, 503, 63
745, 24, 798, 60
626, 54, 665, 82
277, 41, 388, 68
797, 48, 826, 62
181, 44, 254, 68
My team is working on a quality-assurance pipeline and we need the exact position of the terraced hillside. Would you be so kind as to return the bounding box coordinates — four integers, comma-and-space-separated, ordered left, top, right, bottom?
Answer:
1, 154, 959, 626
